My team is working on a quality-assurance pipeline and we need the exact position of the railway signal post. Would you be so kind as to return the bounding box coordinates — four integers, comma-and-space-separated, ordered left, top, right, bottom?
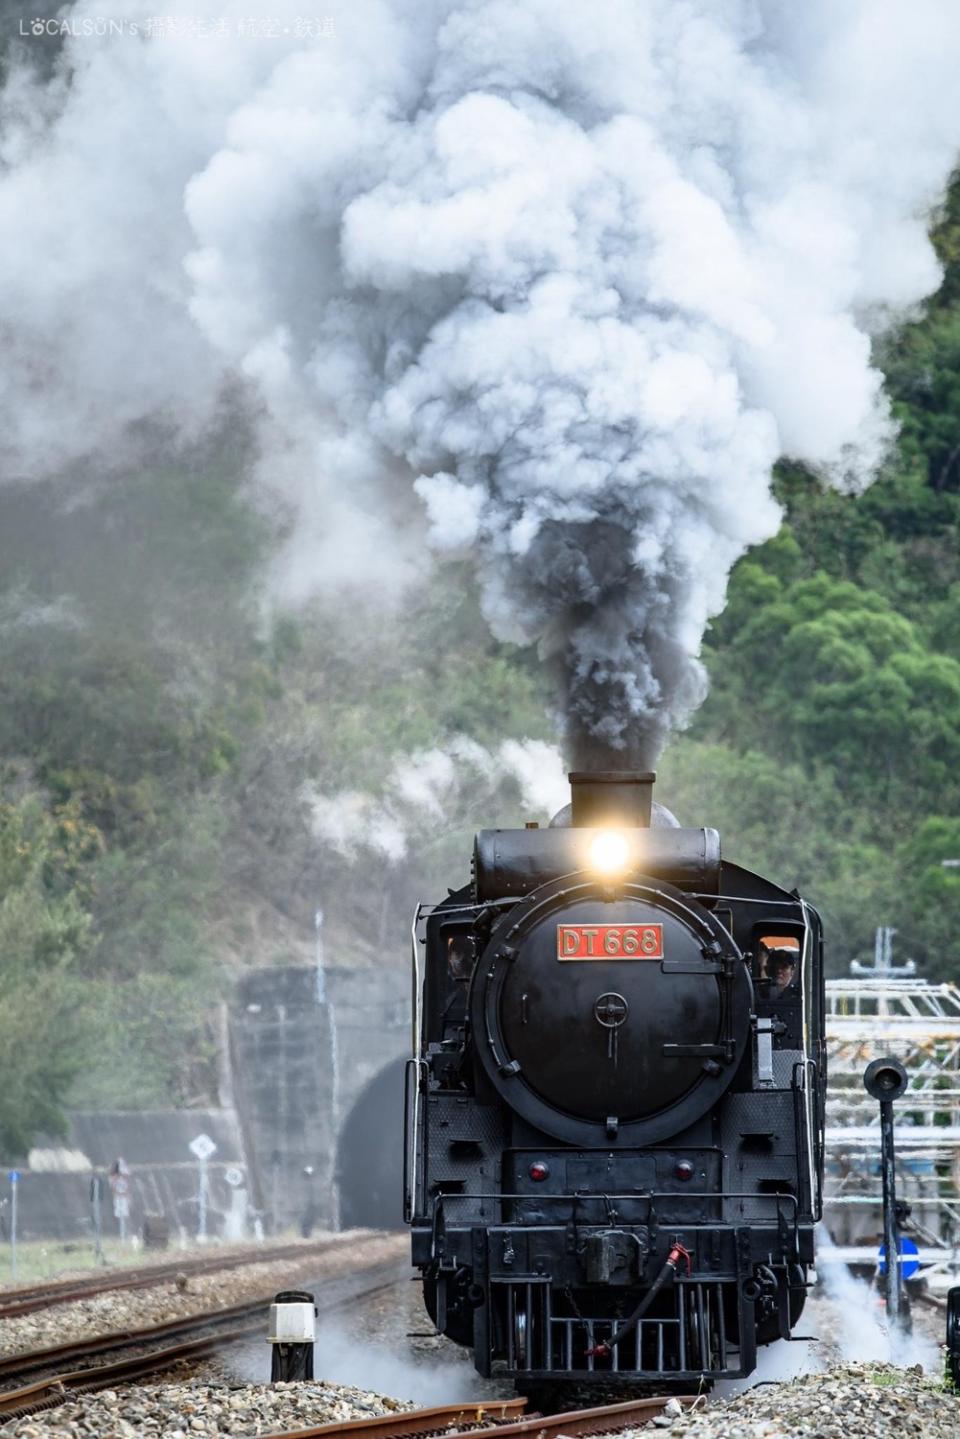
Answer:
863, 1057, 909, 1329
268, 1289, 316, 1381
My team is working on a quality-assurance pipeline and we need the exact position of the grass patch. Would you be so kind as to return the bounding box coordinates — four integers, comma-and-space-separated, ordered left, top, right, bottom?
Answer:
868, 1368, 901, 1386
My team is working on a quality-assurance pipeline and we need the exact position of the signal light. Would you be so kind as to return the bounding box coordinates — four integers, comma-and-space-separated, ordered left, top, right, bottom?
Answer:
529, 1161, 550, 1182
674, 1160, 695, 1181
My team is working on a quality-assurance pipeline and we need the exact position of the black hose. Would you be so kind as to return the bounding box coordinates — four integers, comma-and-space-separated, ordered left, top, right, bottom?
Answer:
586, 1246, 686, 1357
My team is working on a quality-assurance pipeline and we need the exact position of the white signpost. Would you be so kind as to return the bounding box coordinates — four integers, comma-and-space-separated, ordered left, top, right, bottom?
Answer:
111, 1175, 130, 1240
108, 1156, 131, 1241
189, 1133, 217, 1243
223, 1167, 247, 1241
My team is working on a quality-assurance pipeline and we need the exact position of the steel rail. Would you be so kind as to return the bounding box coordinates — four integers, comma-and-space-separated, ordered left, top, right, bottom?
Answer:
0, 1295, 274, 1384
0, 1319, 266, 1417
274, 1395, 699, 1439
0, 1233, 374, 1319
0, 1270, 398, 1420
274, 1401, 529, 1439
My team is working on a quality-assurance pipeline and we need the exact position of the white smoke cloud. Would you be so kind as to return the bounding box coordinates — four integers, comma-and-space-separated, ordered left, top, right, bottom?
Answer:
306, 736, 567, 861
2, 0, 959, 757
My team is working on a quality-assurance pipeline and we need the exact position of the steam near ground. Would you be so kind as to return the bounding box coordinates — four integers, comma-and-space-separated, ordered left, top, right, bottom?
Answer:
3, 2, 960, 763
229, 1248, 942, 1403
714, 1230, 942, 1395
308, 1321, 480, 1405
712, 1225, 945, 1395
228, 1325, 480, 1405
815, 1227, 939, 1372
223, 1263, 491, 1402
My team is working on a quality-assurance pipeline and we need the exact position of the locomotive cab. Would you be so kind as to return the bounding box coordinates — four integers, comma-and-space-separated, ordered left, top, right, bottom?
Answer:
405, 771, 825, 1387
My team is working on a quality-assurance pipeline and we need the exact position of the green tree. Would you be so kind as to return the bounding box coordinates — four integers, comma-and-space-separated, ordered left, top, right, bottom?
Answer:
0, 796, 92, 1156
893, 818, 960, 981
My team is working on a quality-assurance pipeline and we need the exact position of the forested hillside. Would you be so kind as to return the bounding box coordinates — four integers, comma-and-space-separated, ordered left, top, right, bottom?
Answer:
1, 182, 958, 1159
663, 180, 960, 982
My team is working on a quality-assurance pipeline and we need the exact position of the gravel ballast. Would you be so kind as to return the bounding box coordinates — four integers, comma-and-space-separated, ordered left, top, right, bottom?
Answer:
643, 1363, 960, 1439
0, 1376, 414, 1438
2, 1363, 959, 1439
0, 1233, 406, 1357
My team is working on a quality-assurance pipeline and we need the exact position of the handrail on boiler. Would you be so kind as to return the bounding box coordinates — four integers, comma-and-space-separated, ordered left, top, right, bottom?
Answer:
404, 903, 426, 1223
799, 899, 821, 1220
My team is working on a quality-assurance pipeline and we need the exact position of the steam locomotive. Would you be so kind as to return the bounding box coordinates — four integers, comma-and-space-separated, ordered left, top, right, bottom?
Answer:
404, 771, 825, 1387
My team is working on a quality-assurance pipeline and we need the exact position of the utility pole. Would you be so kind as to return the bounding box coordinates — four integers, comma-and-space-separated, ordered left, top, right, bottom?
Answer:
8, 1171, 18, 1280
90, 1173, 104, 1265
851, 926, 916, 980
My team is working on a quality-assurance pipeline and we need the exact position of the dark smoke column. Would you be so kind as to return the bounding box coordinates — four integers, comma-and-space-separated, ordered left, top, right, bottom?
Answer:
529, 517, 709, 768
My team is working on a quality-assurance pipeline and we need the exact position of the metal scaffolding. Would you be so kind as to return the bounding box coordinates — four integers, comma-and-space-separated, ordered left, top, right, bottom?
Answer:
823, 929, 960, 1287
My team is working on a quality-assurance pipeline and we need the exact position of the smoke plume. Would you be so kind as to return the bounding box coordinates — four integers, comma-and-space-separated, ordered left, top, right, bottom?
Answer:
306, 737, 567, 861
3, 2, 960, 760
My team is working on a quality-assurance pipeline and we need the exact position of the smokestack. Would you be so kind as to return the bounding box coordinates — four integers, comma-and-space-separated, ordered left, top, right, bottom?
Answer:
569, 771, 655, 829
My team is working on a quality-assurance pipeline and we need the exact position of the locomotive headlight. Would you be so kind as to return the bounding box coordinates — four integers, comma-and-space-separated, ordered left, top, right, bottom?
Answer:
589, 829, 631, 876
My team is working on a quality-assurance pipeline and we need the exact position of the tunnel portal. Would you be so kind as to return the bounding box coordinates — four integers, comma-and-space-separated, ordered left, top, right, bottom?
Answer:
337, 1055, 406, 1230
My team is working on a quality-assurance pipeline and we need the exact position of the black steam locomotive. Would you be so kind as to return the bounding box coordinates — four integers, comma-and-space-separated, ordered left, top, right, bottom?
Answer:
404, 771, 825, 1387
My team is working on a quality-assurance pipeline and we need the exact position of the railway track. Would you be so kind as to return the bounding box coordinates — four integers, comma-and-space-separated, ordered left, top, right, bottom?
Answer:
0, 1265, 398, 1422
0, 1396, 695, 1439
0, 1234, 370, 1320
275, 1400, 529, 1439
271, 1395, 697, 1439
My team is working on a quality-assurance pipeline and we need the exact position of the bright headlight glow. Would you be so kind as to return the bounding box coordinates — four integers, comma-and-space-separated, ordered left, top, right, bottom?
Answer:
589, 829, 631, 875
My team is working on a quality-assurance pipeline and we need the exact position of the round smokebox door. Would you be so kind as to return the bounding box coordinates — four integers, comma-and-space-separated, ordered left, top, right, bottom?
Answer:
499, 897, 722, 1123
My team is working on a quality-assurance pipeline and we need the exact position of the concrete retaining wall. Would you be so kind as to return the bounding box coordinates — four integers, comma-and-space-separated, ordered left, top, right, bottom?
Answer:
7, 963, 410, 1243
12, 1108, 247, 1244
227, 964, 408, 1233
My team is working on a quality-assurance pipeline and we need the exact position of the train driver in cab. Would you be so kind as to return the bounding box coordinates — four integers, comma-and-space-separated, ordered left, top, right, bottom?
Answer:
757, 936, 799, 998
767, 946, 798, 997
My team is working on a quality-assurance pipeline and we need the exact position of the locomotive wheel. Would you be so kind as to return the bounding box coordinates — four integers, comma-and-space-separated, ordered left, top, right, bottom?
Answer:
721, 1268, 806, 1347
513, 1308, 528, 1367
423, 1272, 475, 1348
754, 1279, 806, 1345
947, 1286, 960, 1389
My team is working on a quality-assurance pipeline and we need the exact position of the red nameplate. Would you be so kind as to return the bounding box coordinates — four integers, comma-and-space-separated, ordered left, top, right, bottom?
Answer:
557, 922, 663, 960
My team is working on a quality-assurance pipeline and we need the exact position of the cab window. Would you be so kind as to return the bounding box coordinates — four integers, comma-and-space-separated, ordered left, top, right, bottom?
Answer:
756, 933, 800, 999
